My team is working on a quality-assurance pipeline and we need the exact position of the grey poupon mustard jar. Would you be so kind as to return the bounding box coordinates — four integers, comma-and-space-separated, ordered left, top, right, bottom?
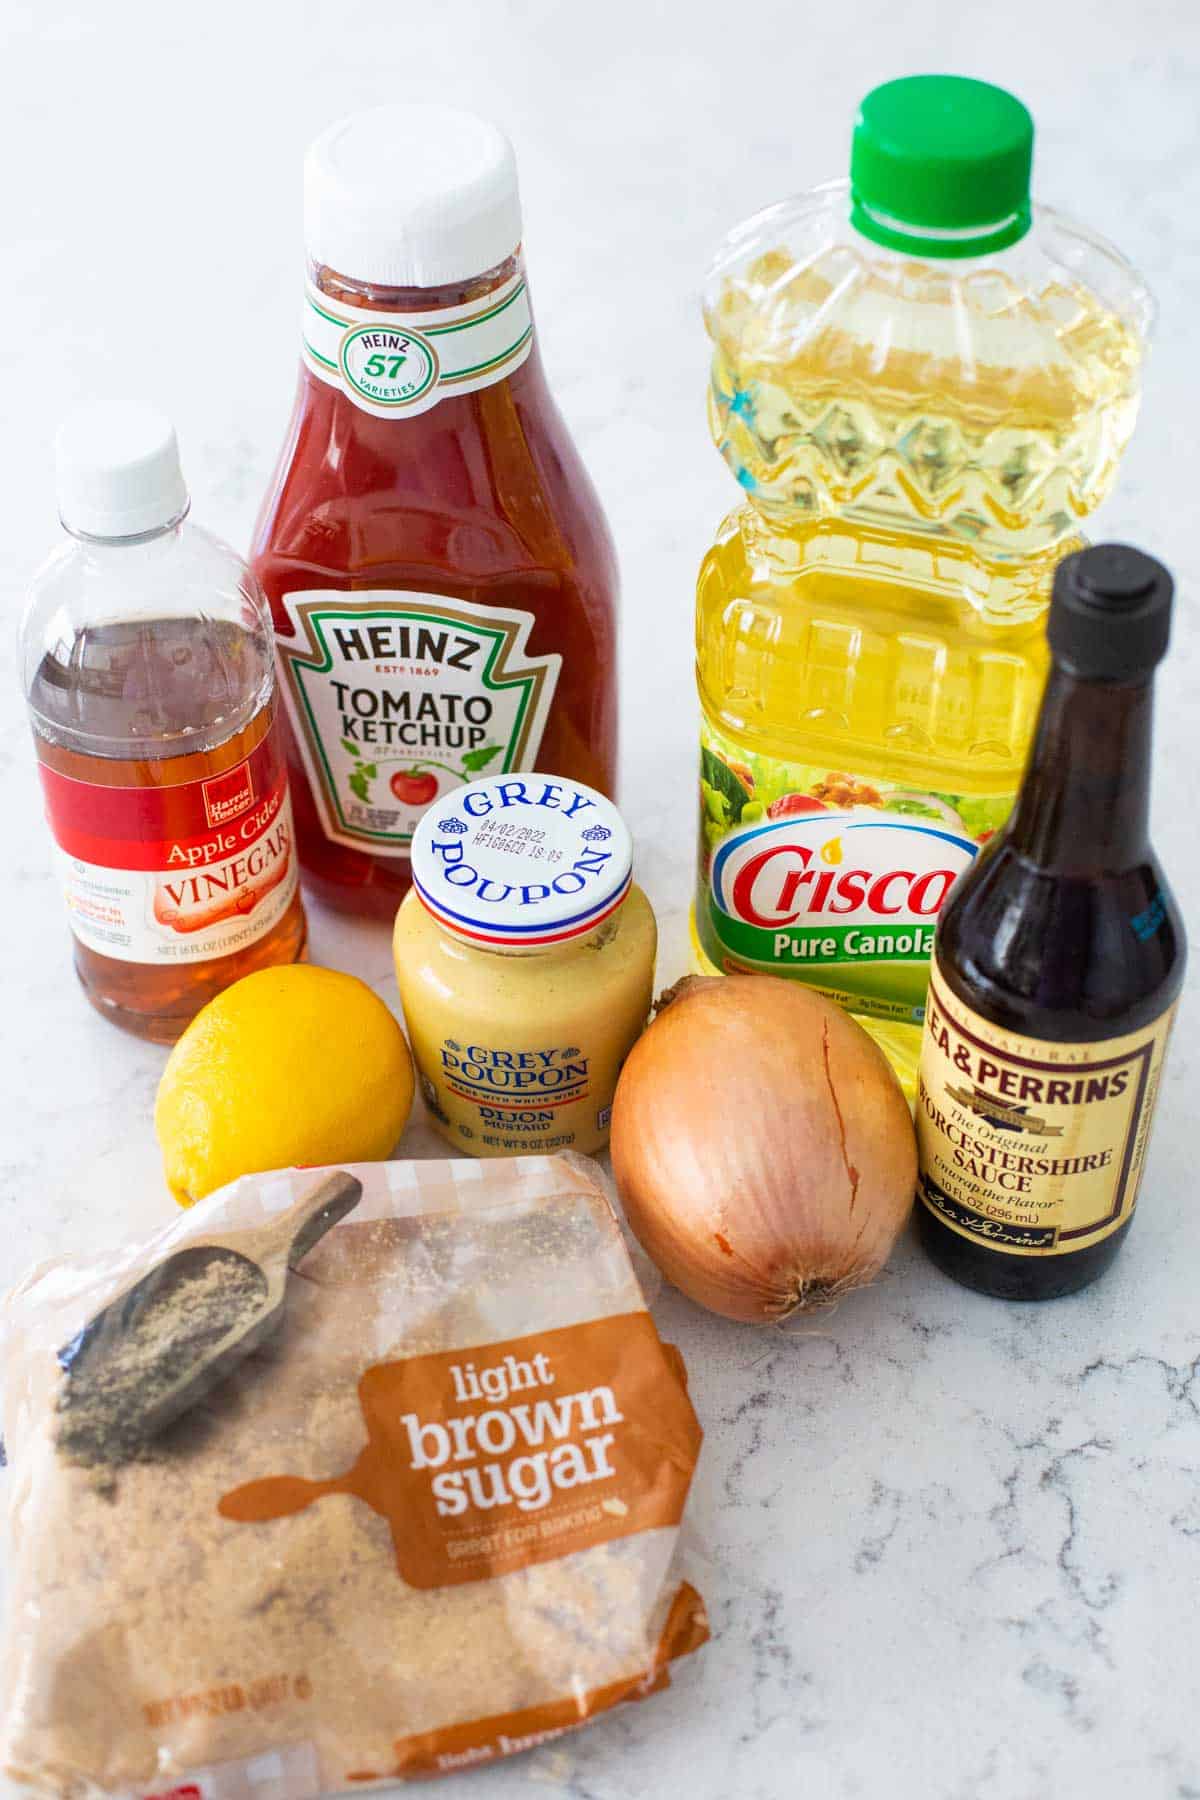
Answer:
392, 774, 656, 1156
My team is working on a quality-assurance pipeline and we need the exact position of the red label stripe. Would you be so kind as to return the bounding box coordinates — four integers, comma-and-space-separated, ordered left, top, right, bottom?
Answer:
39, 731, 288, 873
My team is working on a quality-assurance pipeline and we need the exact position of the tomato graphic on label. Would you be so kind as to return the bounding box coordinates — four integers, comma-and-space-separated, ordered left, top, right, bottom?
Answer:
390, 769, 439, 807
767, 792, 829, 820
340, 744, 505, 814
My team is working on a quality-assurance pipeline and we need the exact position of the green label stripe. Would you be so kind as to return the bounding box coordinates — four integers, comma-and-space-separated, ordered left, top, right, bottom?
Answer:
301, 277, 533, 415
305, 281, 526, 337
697, 898, 933, 1017
424, 282, 527, 336
713, 913, 936, 966
302, 337, 338, 372
441, 324, 534, 384
308, 295, 350, 331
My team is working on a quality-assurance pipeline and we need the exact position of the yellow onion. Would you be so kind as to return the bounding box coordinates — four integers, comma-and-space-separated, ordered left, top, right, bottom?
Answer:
610, 976, 916, 1323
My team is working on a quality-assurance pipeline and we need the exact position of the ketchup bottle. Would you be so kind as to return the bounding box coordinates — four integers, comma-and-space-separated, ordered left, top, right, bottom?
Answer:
251, 106, 619, 920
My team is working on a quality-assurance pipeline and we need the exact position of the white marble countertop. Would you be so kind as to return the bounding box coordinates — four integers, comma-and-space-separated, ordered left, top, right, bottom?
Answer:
2, 3, 1199, 1797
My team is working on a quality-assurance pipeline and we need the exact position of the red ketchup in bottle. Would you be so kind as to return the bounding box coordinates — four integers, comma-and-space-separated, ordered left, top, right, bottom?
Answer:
252, 106, 618, 920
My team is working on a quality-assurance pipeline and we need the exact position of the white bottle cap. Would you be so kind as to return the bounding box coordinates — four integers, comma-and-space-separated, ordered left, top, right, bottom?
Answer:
304, 105, 523, 288
55, 402, 189, 540
411, 775, 633, 950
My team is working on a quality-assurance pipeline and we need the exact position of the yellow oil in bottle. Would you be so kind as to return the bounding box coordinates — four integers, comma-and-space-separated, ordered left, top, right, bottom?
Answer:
692, 89, 1150, 1097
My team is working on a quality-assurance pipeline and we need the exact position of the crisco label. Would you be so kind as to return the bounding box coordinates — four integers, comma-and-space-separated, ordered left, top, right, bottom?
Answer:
276, 592, 560, 858
917, 967, 1178, 1256
301, 271, 533, 420
38, 726, 298, 965
697, 725, 1011, 1022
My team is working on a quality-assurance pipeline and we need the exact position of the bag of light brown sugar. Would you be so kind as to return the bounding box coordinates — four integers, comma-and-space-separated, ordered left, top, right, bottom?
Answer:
0, 1154, 707, 1796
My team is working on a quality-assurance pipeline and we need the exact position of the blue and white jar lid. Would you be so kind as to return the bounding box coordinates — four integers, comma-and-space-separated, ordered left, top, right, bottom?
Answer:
410, 774, 633, 948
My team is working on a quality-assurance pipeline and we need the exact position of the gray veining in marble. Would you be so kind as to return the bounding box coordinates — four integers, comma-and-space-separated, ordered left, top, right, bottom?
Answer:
1, 2, 1198, 1796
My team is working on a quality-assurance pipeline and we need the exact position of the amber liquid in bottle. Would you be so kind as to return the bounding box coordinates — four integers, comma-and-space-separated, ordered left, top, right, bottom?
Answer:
916, 546, 1185, 1299
31, 618, 307, 1043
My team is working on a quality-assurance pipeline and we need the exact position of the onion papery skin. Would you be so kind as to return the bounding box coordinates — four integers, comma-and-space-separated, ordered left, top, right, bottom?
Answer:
610, 976, 917, 1323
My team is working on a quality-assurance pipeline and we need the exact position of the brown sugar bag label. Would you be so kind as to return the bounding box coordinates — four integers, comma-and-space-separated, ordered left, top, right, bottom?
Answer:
917, 967, 1177, 1256
219, 1312, 700, 1588
1, 1159, 709, 1797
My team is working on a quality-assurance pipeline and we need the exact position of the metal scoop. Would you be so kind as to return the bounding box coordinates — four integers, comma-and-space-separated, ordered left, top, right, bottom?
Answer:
56, 1171, 363, 1465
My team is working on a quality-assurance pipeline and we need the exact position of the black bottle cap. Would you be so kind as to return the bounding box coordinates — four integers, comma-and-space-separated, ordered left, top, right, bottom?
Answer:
1049, 544, 1173, 680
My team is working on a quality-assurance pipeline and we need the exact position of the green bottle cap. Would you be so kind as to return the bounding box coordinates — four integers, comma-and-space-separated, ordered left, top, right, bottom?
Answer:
850, 75, 1034, 259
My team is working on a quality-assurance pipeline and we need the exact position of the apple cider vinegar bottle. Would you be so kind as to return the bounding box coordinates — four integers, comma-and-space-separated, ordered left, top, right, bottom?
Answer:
22, 403, 306, 1041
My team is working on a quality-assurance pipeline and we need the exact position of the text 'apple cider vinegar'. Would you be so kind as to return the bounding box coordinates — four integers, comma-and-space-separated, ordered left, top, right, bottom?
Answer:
692, 76, 1152, 1096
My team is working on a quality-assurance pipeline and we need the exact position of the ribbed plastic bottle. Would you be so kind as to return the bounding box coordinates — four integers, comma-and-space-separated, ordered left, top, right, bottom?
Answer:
692, 75, 1153, 1096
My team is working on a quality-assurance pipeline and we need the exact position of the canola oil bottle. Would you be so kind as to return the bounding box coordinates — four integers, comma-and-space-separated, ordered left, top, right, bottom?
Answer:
692, 75, 1152, 1097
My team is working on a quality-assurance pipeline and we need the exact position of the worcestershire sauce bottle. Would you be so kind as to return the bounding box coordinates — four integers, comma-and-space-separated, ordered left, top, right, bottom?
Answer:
916, 545, 1184, 1300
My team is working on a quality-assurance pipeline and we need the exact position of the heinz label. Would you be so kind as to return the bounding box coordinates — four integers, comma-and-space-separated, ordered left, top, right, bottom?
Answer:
917, 967, 1178, 1255
301, 271, 533, 420
276, 591, 561, 859
38, 728, 298, 965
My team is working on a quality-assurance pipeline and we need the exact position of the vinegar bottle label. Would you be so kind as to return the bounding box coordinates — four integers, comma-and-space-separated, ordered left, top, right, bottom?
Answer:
275, 591, 561, 858
301, 272, 533, 420
38, 728, 299, 965
916, 963, 1178, 1256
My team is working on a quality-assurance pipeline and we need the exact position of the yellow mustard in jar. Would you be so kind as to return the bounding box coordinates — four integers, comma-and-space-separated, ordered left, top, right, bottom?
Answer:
393, 775, 656, 1157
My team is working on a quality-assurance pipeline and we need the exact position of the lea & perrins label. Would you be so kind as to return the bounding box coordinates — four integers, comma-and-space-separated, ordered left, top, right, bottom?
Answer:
916, 965, 1177, 1256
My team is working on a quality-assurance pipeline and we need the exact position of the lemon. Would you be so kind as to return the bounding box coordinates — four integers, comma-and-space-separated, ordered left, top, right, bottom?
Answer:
156, 965, 414, 1206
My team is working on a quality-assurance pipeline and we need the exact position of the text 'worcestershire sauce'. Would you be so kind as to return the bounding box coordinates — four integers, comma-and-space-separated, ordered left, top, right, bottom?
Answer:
916, 545, 1184, 1300
252, 106, 618, 919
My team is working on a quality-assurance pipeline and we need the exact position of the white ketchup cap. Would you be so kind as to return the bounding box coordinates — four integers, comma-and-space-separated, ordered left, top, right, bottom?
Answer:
304, 105, 522, 288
